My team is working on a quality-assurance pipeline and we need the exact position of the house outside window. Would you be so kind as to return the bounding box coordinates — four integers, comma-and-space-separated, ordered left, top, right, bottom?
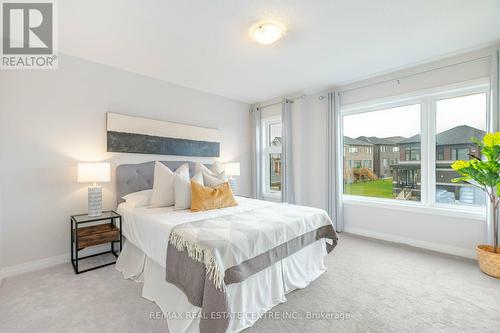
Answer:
435, 93, 486, 206
341, 82, 488, 209
343, 137, 374, 185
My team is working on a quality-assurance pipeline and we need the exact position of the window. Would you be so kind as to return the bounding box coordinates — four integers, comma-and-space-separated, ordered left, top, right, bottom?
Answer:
343, 104, 421, 201
262, 116, 282, 198
269, 153, 282, 192
451, 148, 470, 161
437, 147, 445, 160
405, 147, 420, 161
348, 147, 359, 153
341, 82, 488, 211
269, 123, 281, 146
435, 93, 486, 207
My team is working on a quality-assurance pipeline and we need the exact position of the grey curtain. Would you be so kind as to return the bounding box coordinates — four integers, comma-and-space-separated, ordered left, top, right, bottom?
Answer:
281, 98, 294, 204
487, 49, 500, 245
327, 92, 343, 231
251, 105, 263, 199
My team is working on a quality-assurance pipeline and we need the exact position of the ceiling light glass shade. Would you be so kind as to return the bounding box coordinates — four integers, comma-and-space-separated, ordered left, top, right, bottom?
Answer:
250, 20, 285, 45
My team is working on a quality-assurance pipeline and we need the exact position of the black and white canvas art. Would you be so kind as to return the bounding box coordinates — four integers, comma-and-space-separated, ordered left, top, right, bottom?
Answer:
106, 113, 221, 157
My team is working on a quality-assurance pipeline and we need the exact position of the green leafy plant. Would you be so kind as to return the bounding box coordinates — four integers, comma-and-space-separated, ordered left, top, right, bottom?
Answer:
451, 133, 500, 254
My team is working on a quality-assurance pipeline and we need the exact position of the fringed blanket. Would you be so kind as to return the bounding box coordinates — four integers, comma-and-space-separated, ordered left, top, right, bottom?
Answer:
165, 203, 337, 333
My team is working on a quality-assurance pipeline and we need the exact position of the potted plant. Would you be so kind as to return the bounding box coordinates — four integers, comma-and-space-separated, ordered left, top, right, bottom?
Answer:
451, 132, 500, 278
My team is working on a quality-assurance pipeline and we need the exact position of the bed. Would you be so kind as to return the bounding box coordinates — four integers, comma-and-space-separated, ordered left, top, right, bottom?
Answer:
114, 161, 338, 333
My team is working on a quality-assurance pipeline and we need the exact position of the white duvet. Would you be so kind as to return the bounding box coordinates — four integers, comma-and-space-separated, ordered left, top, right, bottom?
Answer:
117, 196, 274, 268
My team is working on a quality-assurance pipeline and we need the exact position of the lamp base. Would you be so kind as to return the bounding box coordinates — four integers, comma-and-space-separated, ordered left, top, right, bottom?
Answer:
228, 177, 237, 194
88, 185, 102, 217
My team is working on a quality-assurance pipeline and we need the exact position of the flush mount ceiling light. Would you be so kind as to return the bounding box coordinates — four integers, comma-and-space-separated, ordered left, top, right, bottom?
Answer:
249, 20, 286, 45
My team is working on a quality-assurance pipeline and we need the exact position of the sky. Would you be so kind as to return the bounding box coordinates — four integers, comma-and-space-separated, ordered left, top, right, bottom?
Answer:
270, 123, 282, 144
343, 93, 487, 139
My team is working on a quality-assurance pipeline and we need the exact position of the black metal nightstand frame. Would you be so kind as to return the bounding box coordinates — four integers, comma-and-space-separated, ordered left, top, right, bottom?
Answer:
70, 211, 122, 274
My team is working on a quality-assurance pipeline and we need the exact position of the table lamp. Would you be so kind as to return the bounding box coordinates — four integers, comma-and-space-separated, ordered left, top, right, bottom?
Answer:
78, 162, 111, 217
225, 162, 240, 194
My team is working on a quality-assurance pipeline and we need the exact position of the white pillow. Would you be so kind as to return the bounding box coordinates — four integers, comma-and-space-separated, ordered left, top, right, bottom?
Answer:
195, 162, 226, 178
192, 171, 204, 186
173, 164, 189, 210
211, 161, 225, 174
195, 162, 227, 187
174, 169, 204, 210
149, 161, 175, 207
122, 189, 152, 208
202, 172, 226, 188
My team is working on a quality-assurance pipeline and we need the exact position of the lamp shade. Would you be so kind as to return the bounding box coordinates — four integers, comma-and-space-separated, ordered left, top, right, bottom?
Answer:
77, 163, 111, 183
225, 162, 240, 177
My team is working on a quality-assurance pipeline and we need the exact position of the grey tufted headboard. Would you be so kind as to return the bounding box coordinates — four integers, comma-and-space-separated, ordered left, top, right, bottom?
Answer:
115, 161, 208, 206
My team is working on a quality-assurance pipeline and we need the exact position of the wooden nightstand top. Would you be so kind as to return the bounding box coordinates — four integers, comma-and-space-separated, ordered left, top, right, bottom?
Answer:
71, 210, 120, 224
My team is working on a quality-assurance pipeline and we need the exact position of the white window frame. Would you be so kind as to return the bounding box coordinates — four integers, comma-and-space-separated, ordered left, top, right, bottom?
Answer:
340, 78, 490, 220
262, 115, 282, 201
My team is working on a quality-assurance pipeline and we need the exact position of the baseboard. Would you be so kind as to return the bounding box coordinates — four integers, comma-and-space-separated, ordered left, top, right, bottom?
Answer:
0, 244, 110, 284
0, 229, 477, 285
343, 226, 477, 259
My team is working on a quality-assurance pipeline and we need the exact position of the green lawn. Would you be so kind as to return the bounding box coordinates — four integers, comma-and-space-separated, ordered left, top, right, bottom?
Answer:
344, 178, 394, 198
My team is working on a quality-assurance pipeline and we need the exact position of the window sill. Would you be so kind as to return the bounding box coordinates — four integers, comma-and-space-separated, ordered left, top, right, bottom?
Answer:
342, 195, 486, 221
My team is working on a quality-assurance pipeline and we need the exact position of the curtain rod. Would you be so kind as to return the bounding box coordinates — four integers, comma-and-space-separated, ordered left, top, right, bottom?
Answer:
258, 95, 305, 109
339, 55, 491, 94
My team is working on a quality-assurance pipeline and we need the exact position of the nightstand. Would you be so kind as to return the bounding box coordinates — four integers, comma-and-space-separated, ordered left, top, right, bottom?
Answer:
70, 211, 122, 274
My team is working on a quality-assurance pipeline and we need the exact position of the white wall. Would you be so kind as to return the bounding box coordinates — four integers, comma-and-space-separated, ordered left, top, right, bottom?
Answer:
0, 54, 251, 271
276, 46, 499, 258
342, 202, 484, 258
340, 46, 493, 106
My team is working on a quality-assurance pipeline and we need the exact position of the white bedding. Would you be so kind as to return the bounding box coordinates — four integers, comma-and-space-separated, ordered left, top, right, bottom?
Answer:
118, 237, 327, 333
117, 196, 274, 268
116, 197, 330, 333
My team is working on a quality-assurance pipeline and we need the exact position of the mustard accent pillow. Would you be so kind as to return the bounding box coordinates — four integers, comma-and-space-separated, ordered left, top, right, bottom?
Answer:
190, 181, 238, 212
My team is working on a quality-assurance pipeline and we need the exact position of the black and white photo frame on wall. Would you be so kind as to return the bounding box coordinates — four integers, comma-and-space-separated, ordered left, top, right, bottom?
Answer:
106, 112, 221, 157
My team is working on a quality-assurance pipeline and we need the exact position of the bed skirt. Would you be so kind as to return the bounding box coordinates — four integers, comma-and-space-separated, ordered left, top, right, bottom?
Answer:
116, 238, 328, 333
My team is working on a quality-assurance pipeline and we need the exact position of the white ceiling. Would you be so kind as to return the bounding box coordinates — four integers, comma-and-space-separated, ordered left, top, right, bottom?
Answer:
60, 0, 500, 103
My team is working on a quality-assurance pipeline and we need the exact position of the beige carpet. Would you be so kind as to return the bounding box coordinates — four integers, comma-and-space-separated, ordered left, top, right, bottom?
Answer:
1, 234, 499, 333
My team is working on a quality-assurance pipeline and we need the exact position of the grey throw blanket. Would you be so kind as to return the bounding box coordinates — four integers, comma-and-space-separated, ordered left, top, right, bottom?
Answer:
165, 203, 338, 333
